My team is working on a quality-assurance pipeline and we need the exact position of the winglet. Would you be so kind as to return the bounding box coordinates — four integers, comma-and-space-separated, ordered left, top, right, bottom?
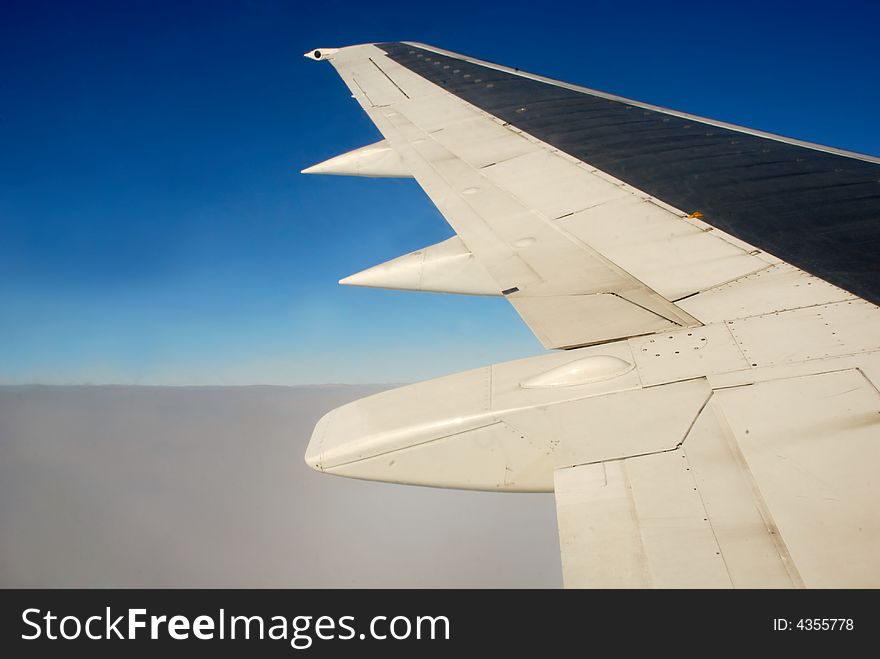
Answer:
304, 48, 338, 61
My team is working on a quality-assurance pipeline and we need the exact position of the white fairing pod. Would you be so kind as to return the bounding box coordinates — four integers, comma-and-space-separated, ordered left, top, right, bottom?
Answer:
339, 235, 500, 295
301, 140, 410, 178
305, 340, 711, 491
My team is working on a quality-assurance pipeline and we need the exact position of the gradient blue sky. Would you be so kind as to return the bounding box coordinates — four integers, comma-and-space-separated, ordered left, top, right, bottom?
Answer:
2, 0, 878, 384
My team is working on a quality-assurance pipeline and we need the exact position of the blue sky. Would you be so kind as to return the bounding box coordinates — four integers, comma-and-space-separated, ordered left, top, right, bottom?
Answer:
2, 0, 878, 385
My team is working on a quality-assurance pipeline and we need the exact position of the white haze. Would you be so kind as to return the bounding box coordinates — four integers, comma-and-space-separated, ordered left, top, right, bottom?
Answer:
0, 385, 561, 587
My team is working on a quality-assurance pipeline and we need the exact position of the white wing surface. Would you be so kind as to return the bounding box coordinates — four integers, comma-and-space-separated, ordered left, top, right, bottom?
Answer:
302, 43, 880, 587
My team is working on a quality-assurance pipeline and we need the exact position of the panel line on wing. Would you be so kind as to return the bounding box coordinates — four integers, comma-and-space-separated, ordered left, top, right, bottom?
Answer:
369, 57, 410, 99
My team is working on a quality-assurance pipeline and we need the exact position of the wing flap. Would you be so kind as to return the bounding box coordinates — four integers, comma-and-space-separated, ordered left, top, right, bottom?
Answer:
711, 369, 880, 587
553, 398, 794, 589
554, 452, 733, 588
510, 294, 677, 349
555, 369, 880, 588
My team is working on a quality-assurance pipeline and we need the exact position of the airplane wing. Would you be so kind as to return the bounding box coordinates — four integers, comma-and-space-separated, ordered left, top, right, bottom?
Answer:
302, 43, 880, 587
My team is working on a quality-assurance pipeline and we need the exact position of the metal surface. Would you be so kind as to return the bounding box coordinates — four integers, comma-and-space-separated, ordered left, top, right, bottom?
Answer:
378, 42, 880, 306
301, 139, 411, 177
302, 42, 880, 587
339, 236, 500, 295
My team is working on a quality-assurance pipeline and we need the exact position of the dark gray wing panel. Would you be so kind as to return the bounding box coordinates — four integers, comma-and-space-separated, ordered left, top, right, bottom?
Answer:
378, 42, 880, 305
